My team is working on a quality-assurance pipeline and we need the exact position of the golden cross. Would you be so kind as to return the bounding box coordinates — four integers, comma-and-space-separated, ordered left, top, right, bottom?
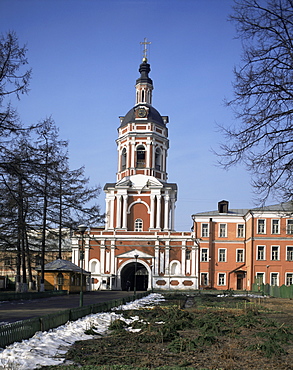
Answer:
140, 38, 151, 61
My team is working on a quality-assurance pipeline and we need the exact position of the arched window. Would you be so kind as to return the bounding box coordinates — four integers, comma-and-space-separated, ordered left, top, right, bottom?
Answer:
170, 261, 180, 275
135, 218, 143, 232
136, 145, 145, 168
121, 148, 127, 171
155, 147, 161, 171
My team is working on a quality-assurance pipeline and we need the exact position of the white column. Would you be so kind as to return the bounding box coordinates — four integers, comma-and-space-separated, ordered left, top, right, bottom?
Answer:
109, 195, 115, 229
100, 241, 105, 274
154, 241, 159, 275
116, 194, 121, 229
150, 194, 155, 229
111, 240, 115, 274
105, 198, 110, 230
171, 198, 176, 230
165, 243, 170, 275
191, 245, 196, 276
156, 195, 161, 229
164, 193, 170, 230
130, 141, 135, 169
122, 195, 128, 229
84, 238, 90, 271
146, 142, 151, 169
181, 241, 186, 276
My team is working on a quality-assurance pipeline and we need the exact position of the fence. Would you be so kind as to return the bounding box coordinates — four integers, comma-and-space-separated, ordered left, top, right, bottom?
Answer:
0, 291, 148, 348
252, 283, 293, 298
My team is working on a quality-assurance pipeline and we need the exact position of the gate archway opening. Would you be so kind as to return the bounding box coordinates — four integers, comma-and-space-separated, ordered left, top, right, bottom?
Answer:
121, 262, 148, 291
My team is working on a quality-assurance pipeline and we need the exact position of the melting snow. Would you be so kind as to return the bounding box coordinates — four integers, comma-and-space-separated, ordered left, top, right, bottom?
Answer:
0, 293, 165, 370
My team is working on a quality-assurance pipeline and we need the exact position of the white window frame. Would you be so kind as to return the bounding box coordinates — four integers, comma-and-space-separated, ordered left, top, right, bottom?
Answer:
287, 220, 293, 235
286, 246, 293, 261
257, 219, 266, 234
256, 272, 265, 285
218, 248, 227, 262
271, 245, 279, 261
270, 272, 279, 286
219, 223, 227, 238
256, 245, 266, 261
200, 248, 209, 262
218, 273, 226, 286
236, 249, 244, 263
134, 218, 143, 232
201, 223, 209, 238
286, 273, 293, 286
237, 224, 245, 238
200, 272, 209, 286
271, 219, 280, 234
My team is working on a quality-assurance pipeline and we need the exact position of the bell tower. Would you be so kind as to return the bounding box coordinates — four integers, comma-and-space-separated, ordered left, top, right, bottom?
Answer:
104, 39, 177, 232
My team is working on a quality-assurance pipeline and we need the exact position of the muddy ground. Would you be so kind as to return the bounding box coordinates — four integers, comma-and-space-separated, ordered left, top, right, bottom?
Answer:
42, 294, 293, 370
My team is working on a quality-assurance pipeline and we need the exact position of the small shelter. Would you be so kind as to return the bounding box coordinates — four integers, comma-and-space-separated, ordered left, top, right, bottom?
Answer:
35, 259, 90, 292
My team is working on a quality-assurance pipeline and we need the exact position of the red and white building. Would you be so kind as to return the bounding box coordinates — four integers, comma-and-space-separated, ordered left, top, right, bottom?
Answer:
72, 54, 198, 291
193, 200, 293, 290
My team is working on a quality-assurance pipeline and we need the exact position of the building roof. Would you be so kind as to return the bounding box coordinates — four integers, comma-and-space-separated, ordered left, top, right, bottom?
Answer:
35, 259, 90, 274
120, 104, 166, 128
192, 201, 293, 218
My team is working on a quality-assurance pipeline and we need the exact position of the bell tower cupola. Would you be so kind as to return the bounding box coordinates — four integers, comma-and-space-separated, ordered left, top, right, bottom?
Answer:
135, 39, 153, 105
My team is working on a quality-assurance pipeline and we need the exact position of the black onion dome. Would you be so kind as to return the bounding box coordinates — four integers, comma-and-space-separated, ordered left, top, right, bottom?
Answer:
120, 104, 165, 128
136, 60, 153, 85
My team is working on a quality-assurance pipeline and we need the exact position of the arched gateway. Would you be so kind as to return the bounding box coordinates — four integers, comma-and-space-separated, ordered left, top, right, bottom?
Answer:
117, 258, 151, 291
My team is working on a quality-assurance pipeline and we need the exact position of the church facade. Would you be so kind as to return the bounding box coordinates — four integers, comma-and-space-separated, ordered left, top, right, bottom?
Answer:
72, 50, 198, 291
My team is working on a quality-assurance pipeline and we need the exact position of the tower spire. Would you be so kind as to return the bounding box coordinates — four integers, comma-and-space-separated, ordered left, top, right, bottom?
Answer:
136, 38, 153, 105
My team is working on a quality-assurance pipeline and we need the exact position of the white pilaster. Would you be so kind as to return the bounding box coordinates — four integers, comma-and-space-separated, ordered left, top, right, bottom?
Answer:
181, 241, 186, 276
116, 194, 121, 229
156, 195, 161, 229
150, 194, 155, 229
154, 241, 159, 275
164, 193, 170, 230
122, 195, 128, 229
100, 241, 105, 274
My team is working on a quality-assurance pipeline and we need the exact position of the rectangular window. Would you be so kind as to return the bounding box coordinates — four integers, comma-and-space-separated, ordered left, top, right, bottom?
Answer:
218, 273, 226, 286
286, 273, 293, 286
257, 246, 265, 260
219, 223, 227, 238
287, 220, 293, 234
287, 246, 293, 261
271, 273, 279, 286
257, 219, 265, 234
256, 272, 265, 285
237, 224, 244, 238
201, 272, 208, 286
200, 248, 208, 262
218, 249, 226, 262
271, 246, 279, 261
236, 249, 244, 263
201, 223, 209, 238
272, 219, 280, 234
186, 250, 191, 260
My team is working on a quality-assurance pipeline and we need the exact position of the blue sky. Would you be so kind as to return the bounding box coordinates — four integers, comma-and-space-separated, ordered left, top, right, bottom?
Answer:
1, 0, 262, 230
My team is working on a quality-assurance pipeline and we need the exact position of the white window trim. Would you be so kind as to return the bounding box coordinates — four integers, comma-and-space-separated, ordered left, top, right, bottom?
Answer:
257, 219, 266, 234
271, 245, 280, 261
218, 272, 226, 286
256, 245, 266, 261
201, 223, 209, 238
219, 223, 227, 238
286, 246, 293, 261
200, 272, 209, 286
236, 249, 245, 263
286, 220, 293, 235
285, 272, 293, 286
218, 248, 227, 263
271, 219, 280, 234
270, 272, 279, 286
256, 272, 265, 285
237, 224, 245, 238
200, 248, 209, 262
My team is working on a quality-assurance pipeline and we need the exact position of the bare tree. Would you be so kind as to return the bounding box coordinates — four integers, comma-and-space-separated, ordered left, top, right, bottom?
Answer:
218, 0, 293, 203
